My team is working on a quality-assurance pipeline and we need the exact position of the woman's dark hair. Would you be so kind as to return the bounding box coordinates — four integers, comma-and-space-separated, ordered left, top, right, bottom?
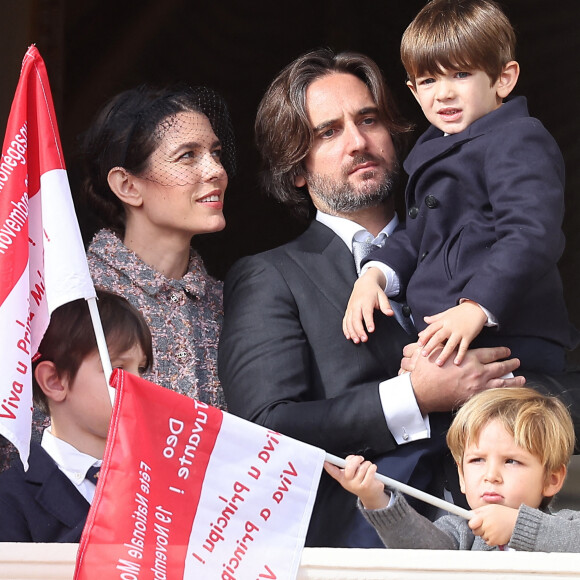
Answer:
80, 85, 236, 235
32, 288, 153, 414
255, 48, 412, 221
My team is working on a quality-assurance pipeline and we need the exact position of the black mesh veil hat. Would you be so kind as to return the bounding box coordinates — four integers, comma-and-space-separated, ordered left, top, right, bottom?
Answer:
81, 83, 236, 233
118, 84, 236, 180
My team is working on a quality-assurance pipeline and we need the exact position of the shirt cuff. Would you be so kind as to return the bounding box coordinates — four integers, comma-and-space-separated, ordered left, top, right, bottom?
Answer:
360, 261, 400, 296
459, 298, 498, 327
378, 373, 430, 444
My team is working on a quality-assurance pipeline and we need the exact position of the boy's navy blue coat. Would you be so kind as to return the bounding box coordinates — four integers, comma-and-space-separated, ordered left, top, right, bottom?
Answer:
0, 442, 89, 542
367, 96, 578, 361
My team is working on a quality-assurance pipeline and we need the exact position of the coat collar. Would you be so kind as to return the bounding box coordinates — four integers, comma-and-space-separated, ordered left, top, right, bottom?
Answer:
285, 220, 358, 316
89, 229, 208, 298
404, 96, 529, 175
25, 443, 90, 528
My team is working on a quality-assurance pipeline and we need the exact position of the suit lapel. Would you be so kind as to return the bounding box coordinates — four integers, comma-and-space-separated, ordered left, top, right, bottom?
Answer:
286, 221, 411, 376
25, 443, 90, 528
289, 221, 358, 316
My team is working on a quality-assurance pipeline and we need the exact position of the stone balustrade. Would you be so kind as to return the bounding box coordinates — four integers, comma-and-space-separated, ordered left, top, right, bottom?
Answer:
1, 544, 580, 579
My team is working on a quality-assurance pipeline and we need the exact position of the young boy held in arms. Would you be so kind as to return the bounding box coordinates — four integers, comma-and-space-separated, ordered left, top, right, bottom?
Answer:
326, 387, 580, 551
343, 0, 577, 374
0, 289, 153, 542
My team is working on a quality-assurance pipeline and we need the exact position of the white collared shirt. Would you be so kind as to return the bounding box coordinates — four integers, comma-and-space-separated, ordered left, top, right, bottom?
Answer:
316, 210, 429, 444
41, 429, 102, 504
316, 210, 399, 249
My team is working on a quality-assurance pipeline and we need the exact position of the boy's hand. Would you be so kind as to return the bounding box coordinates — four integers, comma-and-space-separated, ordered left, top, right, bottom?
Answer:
343, 268, 390, 343
468, 504, 519, 547
418, 301, 487, 366
324, 455, 388, 510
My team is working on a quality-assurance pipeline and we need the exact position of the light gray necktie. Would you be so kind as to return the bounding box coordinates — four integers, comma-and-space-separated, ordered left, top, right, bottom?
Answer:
351, 238, 415, 335
352, 239, 380, 275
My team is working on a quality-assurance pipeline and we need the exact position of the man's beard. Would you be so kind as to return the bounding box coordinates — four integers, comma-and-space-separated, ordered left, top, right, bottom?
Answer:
307, 156, 399, 215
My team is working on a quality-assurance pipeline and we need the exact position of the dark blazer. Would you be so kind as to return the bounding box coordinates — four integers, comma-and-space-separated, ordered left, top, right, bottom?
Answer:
0, 442, 90, 542
219, 220, 453, 547
367, 97, 578, 371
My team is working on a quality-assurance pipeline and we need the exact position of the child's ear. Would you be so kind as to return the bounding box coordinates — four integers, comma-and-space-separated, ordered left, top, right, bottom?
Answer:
107, 167, 143, 208
34, 361, 68, 403
406, 80, 421, 104
496, 61, 520, 99
543, 464, 567, 498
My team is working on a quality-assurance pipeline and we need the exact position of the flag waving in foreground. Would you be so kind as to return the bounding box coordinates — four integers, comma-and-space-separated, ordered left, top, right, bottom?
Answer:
75, 370, 325, 580
0, 46, 96, 468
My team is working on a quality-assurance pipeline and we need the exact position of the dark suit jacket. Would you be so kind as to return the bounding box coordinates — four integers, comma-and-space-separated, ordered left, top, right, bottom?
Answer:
219, 220, 453, 547
0, 442, 90, 542
367, 97, 578, 371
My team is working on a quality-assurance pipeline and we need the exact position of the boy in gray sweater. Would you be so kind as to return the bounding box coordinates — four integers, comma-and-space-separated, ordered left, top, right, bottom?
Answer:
325, 387, 580, 551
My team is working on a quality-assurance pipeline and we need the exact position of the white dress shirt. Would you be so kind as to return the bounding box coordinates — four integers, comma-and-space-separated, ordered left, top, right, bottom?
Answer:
41, 429, 102, 504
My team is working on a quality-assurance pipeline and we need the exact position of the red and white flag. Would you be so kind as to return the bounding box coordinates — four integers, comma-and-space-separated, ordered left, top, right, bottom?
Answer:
75, 371, 325, 580
0, 46, 95, 468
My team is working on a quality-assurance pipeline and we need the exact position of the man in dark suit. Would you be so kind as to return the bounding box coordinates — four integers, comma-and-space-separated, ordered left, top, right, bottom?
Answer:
218, 48, 524, 548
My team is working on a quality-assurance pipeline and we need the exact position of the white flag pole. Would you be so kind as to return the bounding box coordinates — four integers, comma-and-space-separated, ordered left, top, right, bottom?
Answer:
325, 452, 472, 520
87, 296, 115, 403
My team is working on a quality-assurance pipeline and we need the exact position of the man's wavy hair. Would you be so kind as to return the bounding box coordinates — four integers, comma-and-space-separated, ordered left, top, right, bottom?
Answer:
255, 48, 412, 221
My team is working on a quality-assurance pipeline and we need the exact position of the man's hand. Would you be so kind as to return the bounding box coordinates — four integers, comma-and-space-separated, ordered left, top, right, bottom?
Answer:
403, 343, 524, 414
469, 504, 519, 547
343, 267, 391, 343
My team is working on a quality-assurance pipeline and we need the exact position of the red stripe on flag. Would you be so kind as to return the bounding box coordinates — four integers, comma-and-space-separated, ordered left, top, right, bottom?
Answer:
75, 370, 223, 579
0, 46, 95, 471
0, 45, 65, 308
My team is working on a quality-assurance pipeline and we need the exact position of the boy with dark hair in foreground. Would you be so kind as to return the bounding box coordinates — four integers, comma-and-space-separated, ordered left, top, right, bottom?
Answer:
0, 289, 152, 542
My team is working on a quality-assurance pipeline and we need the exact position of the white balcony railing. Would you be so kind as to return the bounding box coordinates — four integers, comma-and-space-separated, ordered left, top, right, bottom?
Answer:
1, 544, 580, 579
